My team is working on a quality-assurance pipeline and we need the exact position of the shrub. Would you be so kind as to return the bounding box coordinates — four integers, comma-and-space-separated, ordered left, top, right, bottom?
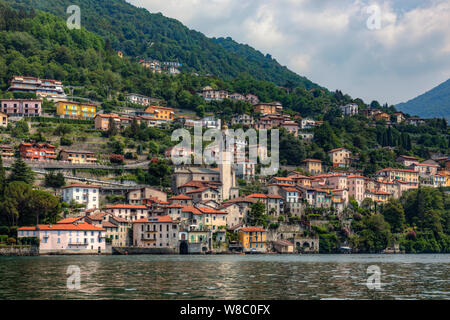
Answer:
0, 235, 8, 243
110, 154, 125, 164
7, 238, 16, 245
60, 136, 73, 146
0, 226, 9, 235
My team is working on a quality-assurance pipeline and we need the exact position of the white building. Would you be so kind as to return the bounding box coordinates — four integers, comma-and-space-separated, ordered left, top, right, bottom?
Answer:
125, 93, 152, 106
300, 118, 316, 129
62, 184, 101, 210
340, 103, 359, 116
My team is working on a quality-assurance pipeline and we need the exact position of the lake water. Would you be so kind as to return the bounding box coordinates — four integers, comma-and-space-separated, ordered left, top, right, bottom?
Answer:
0, 254, 448, 299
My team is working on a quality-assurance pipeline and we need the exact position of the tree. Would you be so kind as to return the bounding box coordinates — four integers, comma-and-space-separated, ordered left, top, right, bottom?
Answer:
28, 190, 61, 225
247, 202, 268, 227
382, 199, 405, 233
0, 181, 32, 226
44, 171, 65, 189
0, 156, 5, 197
8, 158, 35, 185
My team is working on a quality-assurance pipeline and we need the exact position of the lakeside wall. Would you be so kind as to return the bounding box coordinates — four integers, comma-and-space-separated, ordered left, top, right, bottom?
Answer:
0, 246, 39, 256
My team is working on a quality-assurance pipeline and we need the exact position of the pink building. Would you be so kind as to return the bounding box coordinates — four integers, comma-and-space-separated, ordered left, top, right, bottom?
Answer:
18, 222, 105, 254
0, 99, 42, 117
347, 175, 365, 203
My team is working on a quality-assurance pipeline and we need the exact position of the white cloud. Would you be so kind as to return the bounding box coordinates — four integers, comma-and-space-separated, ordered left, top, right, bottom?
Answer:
128, 0, 450, 104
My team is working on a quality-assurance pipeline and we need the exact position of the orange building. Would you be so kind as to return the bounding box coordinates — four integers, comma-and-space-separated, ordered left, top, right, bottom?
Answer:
253, 102, 283, 115
238, 227, 267, 253
144, 106, 174, 121
19, 142, 56, 161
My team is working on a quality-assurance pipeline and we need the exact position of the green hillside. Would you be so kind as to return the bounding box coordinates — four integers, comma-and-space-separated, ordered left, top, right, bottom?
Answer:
5, 0, 319, 89
396, 79, 450, 120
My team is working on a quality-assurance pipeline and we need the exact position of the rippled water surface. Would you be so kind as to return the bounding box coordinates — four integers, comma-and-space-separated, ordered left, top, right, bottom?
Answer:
0, 254, 448, 299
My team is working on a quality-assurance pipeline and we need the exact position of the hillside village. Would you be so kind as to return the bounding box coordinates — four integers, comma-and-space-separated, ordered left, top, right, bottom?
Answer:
0, 2, 448, 256
0, 73, 449, 255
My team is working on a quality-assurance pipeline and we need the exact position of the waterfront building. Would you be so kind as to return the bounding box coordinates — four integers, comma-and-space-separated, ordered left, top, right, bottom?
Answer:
238, 227, 267, 253
132, 216, 179, 248
17, 222, 105, 254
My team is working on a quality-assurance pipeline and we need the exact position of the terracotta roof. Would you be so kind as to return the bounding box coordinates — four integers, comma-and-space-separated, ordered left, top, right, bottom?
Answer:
18, 222, 104, 231
61, 184, 101, 189
328, 148, 349, 153
246, 193, 267, 198
302, 158, 322, 163
181, 206, 202, 215
86, 212, 107, 221
272, 177, 293, 181
283, 187, 299, 192
132, 216, 175, 223
185, 187, 218, 194
198, 207, 228, 215
376, 168, 417, 173
56, 216, 84, 224
240, 227, 266, 232
169, 194, 192, 200
104, 204, 147, 209
102, 221, 118, 228
109, 215, 129, 223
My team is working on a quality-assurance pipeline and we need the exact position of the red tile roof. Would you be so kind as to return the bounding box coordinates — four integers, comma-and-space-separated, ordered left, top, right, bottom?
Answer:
104, 204, 147, 209
56, 216, 84, 224
61, 184, 101, 189
132, 216, 175, 223
169, 194, 192, 200
198, 207, 228, 215
240, 227, 266, 232
18, 222, 104, 231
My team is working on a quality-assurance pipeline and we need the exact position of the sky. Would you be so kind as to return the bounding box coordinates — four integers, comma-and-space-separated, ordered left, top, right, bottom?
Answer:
128, 0, 450, 105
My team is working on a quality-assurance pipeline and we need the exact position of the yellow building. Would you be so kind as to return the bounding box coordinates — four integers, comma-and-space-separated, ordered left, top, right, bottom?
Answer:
56, 101, 97, 120
59, 149, 97, 164
199, 208, 227, 232
238, 227, 267, 253
144, 105, 174, 121
301, 159, 323, 174
375, 168, 419, 184
0, 112, 7, 127
365, 189, 390, 204
253, 102, 283, 115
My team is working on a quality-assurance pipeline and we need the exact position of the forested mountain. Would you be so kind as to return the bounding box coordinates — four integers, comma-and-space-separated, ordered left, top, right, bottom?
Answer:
396, 79, 450, 120
0, 1, 448, 169
5, 0, 319, 89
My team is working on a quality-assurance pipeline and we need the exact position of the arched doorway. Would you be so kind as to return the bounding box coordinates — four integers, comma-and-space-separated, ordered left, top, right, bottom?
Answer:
179, 241, 188, 254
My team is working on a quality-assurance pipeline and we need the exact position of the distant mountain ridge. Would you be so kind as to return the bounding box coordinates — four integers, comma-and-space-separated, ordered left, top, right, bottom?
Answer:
6, 0, 321, 90
396, 79, 450, 120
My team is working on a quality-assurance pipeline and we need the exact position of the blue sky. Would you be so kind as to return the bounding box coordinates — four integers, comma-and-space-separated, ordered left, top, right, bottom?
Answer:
129, 0, 450, 105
